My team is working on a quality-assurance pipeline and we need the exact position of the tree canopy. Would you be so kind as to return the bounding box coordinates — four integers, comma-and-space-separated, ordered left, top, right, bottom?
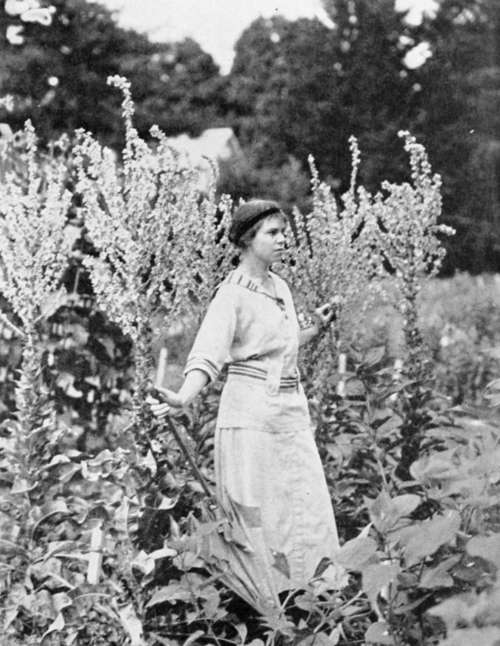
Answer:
0, 0, 226, 146
225, 0, 499, 272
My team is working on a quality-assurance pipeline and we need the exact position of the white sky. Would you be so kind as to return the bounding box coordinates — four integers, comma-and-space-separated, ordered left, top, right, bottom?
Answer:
101, 0, 439, 74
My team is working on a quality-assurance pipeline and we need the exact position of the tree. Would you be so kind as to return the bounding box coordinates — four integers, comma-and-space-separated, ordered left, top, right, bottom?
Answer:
0, 0, 228, 146
122, 37, 229, 139
228, 6, 420, 190
412, 0, 500, 271
1, 0, 154, 145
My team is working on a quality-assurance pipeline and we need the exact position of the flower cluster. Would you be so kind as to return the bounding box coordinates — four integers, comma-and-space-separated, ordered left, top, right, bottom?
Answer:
0, 120, 73, 330
287, 138, 384, 337
279, 132, 454, 386
281, 137, 385, 387
75, 76, 232, 385
376, 131, 454, 303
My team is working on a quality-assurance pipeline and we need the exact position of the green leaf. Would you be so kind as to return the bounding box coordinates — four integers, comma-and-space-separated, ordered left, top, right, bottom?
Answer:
299, 631, 340, 646
438, 627, 500, 646
294, 591, 317, 612
41, 612, 65, 644
149, 546, 177, 560
365, 621, 395, 645
368, 491, 420, 533
345, 378, 365, 397
427, 595, 473, 630
39, 289, 68, 321
32, 499, 70, 533
362, 563, 400, 606
466, 534, 500, 569
51, 592, 73, 613
261, 606, 296, 638
146, 583, 192, 607
375, 414, 403, 436
334, 536, 378, 571
420, 562, 454, 589
10, 476, 36, 494
118, 603, 145, 646
271, 551, 290, 578
391, 494, 421, 518
131, 550, 156, 575
363, 345, 386, 367
398, 511, 461, 567
234, 623, 247, 645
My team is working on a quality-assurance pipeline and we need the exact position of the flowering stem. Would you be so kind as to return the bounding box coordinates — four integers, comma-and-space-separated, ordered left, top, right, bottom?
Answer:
0, 310, 26, 339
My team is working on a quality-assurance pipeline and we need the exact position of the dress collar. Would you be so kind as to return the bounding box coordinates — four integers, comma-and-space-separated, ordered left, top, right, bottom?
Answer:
228, 268, 286, 312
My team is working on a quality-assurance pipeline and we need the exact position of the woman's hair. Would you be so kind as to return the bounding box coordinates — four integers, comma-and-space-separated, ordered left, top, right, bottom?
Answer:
229, 199, 287, 248
236, 212, 288, 250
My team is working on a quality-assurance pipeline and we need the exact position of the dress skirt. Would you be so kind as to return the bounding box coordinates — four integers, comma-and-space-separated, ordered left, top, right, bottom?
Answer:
213, 373, 340, 596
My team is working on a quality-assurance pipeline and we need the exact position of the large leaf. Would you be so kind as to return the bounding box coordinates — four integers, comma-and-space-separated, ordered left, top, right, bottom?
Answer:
334, 536, 378, 571
420, 562, 455, 589
467, 534, 500, 569
391, 495, 421, 518
38, 288, 68, 321
438, 627, 500, 646
183, 631, 204, 646
409, 450, 457, 484
299, 630, 340, 646
345, 378, 366, 397
365, 621, 395, 645
362, 563, 400, 606
118, 603, 146, 646
363, 345, 386, 367
131, 549, 175, 576
368, 491, 421, 533
40, 612, 65, 644
427, 595, 476, 630
398, 511, 461, 567
146, 582, 193, 607
375, 413, 403, 436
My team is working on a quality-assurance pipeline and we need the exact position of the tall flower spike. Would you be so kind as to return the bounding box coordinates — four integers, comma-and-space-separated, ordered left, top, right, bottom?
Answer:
107, 75, 137, 166
0, 119, 73, 329
75, 78, 231, 425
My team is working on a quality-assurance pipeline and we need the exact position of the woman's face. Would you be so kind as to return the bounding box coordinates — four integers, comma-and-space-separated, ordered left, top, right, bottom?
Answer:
245, 215, 287, 266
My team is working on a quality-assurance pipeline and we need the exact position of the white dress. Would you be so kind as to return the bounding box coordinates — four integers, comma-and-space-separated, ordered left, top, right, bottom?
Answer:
185, 267, 340, 598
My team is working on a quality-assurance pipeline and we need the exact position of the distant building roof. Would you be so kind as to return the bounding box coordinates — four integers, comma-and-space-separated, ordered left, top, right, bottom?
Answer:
167, 127, 242, 192
167, 126, 241, 163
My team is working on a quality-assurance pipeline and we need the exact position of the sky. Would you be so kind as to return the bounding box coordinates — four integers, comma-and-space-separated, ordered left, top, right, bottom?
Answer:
101, 0, 439, 74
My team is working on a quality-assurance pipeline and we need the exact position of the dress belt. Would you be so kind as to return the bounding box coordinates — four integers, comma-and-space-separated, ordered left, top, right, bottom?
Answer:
227, 362, 299, 391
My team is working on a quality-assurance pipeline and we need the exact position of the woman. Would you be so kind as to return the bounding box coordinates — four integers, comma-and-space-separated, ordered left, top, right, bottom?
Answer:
151, 199, 340, 599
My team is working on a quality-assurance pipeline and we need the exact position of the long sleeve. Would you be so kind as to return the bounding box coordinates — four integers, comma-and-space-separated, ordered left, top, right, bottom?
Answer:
184, 285, 237, 383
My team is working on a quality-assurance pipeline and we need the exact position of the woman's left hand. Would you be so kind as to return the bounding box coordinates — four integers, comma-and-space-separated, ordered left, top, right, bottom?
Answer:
313, 301, 337, 329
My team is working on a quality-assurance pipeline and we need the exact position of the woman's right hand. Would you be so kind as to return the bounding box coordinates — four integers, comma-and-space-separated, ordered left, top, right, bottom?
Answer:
147, 386, 184, 419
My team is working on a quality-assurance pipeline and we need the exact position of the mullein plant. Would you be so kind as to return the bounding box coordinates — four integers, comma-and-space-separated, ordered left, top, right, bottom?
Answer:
371, 131, 455, 479
0, 119, 72, 483
286, 132, 452, 391
283, 132, 453, 481
284, 136, 385, 390
74, 75, 232, 433
0, 119, 75, 636
374, 131, 454, 381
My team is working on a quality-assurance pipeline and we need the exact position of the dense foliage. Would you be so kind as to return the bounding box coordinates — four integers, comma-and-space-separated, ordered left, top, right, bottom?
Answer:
1, 78, 500, 646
